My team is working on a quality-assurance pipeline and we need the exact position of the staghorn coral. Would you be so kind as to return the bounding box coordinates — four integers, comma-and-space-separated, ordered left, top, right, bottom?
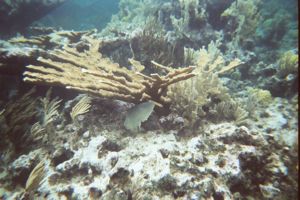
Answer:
23, 36, 195, 112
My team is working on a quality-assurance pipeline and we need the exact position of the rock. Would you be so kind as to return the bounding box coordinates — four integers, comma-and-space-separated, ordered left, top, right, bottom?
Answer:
57, 185, 74, 199
157, 174, 177, 192
102, 140, 123, 152
110, 168, 130, 186
101, 188, 129, 200
259, 183, 281, 198
8, 149, 41, 185
159, 148, 170, 158
3, 121, 294, 199
219, 125, 267, 146
51, 147, 74, 166
190, 153, 207, 166
98, 139, 123, 158
88, 187, 102, 199
83, 131, 90, 138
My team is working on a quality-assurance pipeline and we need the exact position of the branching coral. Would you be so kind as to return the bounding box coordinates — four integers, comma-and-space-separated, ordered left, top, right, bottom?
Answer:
23, 36, 195, 112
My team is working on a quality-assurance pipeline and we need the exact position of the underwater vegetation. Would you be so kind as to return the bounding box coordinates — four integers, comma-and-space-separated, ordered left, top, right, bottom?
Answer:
0, 0, 298, 199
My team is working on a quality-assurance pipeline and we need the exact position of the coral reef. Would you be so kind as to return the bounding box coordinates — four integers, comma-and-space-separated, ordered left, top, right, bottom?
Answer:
167, 41, 243, 128
22, 35, 195, 110
277, 50, 298, 78
0, 29, 97, 76
247, 87, 272, 107
245, 50, 298, 98
70, 95, 91, 125
1, 119, 297, 199
221, 0, 261, 48
0, 0, 298, 199
0, 88, 38, 153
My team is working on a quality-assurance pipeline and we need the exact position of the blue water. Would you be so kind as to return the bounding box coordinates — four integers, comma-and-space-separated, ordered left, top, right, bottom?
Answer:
35, 0, 119, 31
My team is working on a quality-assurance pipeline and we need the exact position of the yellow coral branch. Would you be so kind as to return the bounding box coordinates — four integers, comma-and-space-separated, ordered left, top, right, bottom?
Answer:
23, 37, 195, 109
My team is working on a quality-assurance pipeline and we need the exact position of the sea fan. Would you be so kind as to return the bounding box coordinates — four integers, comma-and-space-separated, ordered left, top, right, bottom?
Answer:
70, 95, 91, 123
39, 88, 62, 126
25, 160, 46, 193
